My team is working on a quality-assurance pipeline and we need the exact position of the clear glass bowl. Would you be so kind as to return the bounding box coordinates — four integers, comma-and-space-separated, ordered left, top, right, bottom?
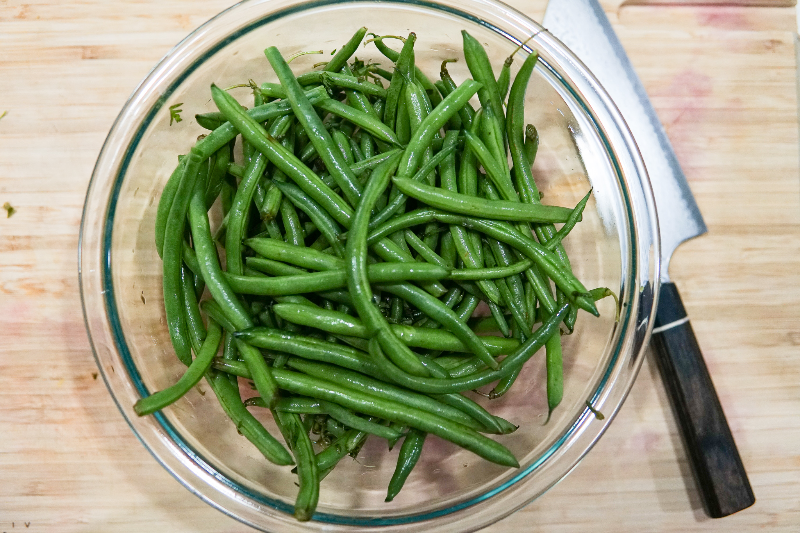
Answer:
79, 0, 659, 531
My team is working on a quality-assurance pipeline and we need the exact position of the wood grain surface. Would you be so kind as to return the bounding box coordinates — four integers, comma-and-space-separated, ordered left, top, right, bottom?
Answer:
1, 0, 799, 531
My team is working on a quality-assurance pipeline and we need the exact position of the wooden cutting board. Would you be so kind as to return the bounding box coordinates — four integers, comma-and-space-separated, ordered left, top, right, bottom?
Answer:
1, 0, 798, 531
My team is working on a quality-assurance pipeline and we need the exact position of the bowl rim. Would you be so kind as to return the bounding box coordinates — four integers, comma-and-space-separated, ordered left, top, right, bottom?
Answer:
79, 0, 660, 530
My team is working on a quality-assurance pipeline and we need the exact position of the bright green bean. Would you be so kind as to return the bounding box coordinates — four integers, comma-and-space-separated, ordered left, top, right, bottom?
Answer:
274, 409, 319, 521
270, 303, 519, 355
314, 98, 400, 146
366, 303, 569, 394
385, 429, 425, 502
226, 153, 268, 275
393, 177, 573, 223
134, 319, 222, 416
324, 26, 368, 73
224, 262, 448, 296
265, 46, 363, 206
206, 370, 294, 465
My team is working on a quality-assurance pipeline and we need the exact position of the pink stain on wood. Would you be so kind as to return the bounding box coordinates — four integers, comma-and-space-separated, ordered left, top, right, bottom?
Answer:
695, 7, 752, 31
650, 69, 713, 175
628, 431, 663, 453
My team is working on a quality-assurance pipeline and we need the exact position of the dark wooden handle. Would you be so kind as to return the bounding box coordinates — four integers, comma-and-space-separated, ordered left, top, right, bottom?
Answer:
651, 282, 755, 518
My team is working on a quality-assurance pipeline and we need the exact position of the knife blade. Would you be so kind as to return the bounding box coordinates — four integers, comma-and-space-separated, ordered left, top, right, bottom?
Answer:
543, 0, 754, 518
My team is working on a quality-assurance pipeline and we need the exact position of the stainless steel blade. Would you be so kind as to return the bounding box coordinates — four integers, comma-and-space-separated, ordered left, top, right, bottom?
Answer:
543, 0, 706, 280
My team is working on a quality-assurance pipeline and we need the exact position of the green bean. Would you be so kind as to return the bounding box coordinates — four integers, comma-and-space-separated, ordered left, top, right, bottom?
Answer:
506, 52, 543, 204
489, 365, 520, 400
349, 149, 401, 175
481, 241, 528, 336
462, 130, 516, 201
320, 401, 402, 440
431, 392, 506, 434
479, 105, 509, 177
383, 33, 415, 132
227, 153, 268, 275
368, 34, 442, 107
454, 293, 481, 323
344, 153, 430, 377
505, 52, 581, 309
274, 410, 319, 521
497, 55, 512, 102
395, 89, 411, 144
311, 71, 388, 98
477, 178, 530, 325
524, 124, 539, 164
316, 427, 369, 476
209, 85, 354, 228
281, 197, 306, 247
439, 61, 476, 128
324, 26, 367, 73
274, 180, 345, 257
367, 303, 568, 394
393, 177, 573, 223
270, 303, 519, 355
247, 237, 343, 270
188, 185, 252, 331
217, 357, 519, 466
449, 260, 533, 280
155, 157, 186, 259
446, 120, 501, 306
265, 218, 283, 240
205, 370, 294, 466
525, 280, 537, 329
246, 256, 306, 276
224, 262, 448, 296
545, 329, 564, 416
205, 145, 230, 209
367, 141, 457, 229
366, 209, 598, 316
248, 396, 324, 413
219, 343, 492, 434
396, 79, 481, 180
544, 189, 592, 250
189, 183, 283, 410
163, 151, 204, 366
180, 265, 205, 355
324, 417, 346, 439
290, 363, 517, 466
200, 299, 238, 333
386, 429, 425, 502
350, 136, 365, 163
404, 229, 447, 267
314, 98, 400, 146
461, 31, 504, 143
360, 132, 375, 160
195, 86, 327, 158
376, 282, 498, 370
265, 47, 363, 206
487, 301, 511, 338
231, 327, 376, 370
332, 129, 354, 164
134, 319, 222, 416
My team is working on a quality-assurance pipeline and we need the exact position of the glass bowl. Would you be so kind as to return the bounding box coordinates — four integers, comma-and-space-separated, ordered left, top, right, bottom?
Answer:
79, 0, 659, 531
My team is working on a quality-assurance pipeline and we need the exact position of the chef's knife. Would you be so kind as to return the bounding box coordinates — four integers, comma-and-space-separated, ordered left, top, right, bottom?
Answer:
543, 0, 754, 518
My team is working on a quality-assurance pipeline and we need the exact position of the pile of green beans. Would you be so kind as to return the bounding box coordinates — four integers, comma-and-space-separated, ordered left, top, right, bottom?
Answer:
137, 27, 615, 521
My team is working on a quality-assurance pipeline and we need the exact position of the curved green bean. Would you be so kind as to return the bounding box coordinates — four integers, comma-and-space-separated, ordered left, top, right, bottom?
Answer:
386, 429, 425, 502
392, 177, 573, 223
134, 319, 222, 416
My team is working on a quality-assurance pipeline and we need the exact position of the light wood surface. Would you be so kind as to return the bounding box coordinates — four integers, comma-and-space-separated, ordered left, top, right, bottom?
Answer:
1, 0, 799, 531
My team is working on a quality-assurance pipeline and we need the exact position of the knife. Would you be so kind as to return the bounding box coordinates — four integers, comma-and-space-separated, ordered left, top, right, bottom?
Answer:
543, 0, 754, 518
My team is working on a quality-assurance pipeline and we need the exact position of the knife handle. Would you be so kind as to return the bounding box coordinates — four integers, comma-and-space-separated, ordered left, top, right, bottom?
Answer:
651, 282, 755, 518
